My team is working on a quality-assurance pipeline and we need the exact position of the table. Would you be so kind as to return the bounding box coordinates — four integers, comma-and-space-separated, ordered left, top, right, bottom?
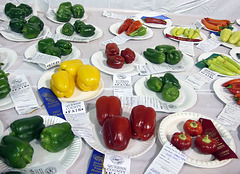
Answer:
0, 7, 240, 174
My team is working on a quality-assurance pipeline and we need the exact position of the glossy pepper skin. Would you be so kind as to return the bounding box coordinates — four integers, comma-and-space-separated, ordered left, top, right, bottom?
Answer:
96, 96, 122, 126
8, 8, 26, 19
121, 48, 136, 64
129, 26, 147, 37
147, 75, 163, 92
76, 64, 101, 92
194, 135, 217, 154
0, 135, 34, 168
10, 115, 45, 142
22, 23, 41, 39
61, 22, 75, 36
183, 119, 203, 137
105, 43, 120, 58
56, 8, 72, 22
107, 55, 125, 69
28, 16, 44, 31
118, 18, 133, 34
161, 83, 180, 102
161, 73, 181, 89
58, 2, 72, 10
40, 122, 75, 152
143, 48, 166, 64
78, 24, 96, 37
102, 116, 132, 151
4, 3, 16, 17
0, 79, 11, 99
155, 45, 176, 54
74, 20, 86, 33
9, 18, 27, 33
126, 20, 142, 36
171, 132, 192, 151
220, 28, 232, 42
55, 39, 72, 56
17, 3, 33, 17
71, 4, 85, 18
130, 105, 156, 141
165, 50, 183, 65
45, 46, 62, 58
50, 70, 75, 98
38, 38, 55, 53
144, 17, 167, 25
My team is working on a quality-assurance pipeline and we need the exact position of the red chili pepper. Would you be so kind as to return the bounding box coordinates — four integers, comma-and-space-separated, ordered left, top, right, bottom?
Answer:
145, 17, 167, 25
121, 48, 136, 64
234, 94, 240, 105
227, 88, 240, 94
222, 79, 240, 87
96, 96, 122, 126
105, 43, 120, 58
165, 33, 202, 42
130, 105, 156, 141
107, 55, 125, 69
227, 83, 240, 89
118, 18, 133, 34
204, 18, 230, 27
183, 119, 203, 137
171, 132, 192, 151
194, 135, 218, 154
126, 20, 142, 36
201, 19, 221, 31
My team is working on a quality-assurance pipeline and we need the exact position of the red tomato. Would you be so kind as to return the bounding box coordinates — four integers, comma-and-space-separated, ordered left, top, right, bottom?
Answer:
183, 119, 203, 136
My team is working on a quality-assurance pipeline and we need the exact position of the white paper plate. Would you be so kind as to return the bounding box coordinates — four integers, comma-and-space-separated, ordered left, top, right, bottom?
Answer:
134, 75, 197, 111
158, 112, 236, 168
24, 43, 81, 62
163, 26, 207, 44
91, 50, 146, 76
0, 25, 50, 42
0, 115, 82, 170
109, 22, 153, 40
55, 24, 103, 42
37, 68, 104, 102
229, 47, 240, 63
0, 47, 17, 71
210, 33, 238, 49
0, 120, 3, 136
236, 19, 240, 26
45, 8, 88, 24
84, 105, 156, 158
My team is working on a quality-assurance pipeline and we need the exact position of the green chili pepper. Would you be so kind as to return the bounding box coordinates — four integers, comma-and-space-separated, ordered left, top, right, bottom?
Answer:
55, 39, 72, 56
78, 24, 96, 37
129, 26, 147, 37
71, 4, 85, 18
38, 38, 55, 53
165, 50, 183, 65
155, 45, 176, 53
143, 48, 165, 64
9, 18, 27, 33
161, 83, 180, 102
147, 75, 163, 92
56, 8, 72, 22
162, 73, 181, 89
237, 53, 240, 59
61, 22, 75, 36
206, 60, 236, 76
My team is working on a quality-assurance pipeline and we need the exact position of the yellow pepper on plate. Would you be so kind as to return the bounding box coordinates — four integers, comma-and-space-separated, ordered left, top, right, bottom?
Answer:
76, 64, 100, 92
50, 71, 75, 98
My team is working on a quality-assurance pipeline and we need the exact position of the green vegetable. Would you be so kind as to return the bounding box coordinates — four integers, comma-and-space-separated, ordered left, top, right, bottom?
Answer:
22, 22, 41, 39
147, 75, 163, 92
45, 46, 62, 58
8, 8, 26, 19
17, 3, 33, 17
206, 59, 236, 76
74, 20, 85, 33
129, 26, 147, 37
56, 8, 72, 22
28, 16, 44, 31
237, 53, 240, 59
188, 28, 195, 38
58, 2, 72, 10
10, 116, 45, 142
183, 28, 189, 37
4, 2, 16, 17
161, 83, 180, 102
78, 24, 95, 37
40, 122, 75, 152
38, 38, 55, 53
61, 22, 75, 36
71, 4, 85, 18
165, 50, 183, 65
55, 39, 72, 56
9, 18, 27, 33
171, 26, 178, 36
2, 171, 23, 174
162, 73, 181, 89
0, 135, 34, 168
229, 31, 240, 44
176, 27, 184, 36
213, 56, 240, 74
143, 48, 166, 64
222, 55, 240, 70
0, 79, 11, 99
155, 45, 176, 53
220, 28, 232, 42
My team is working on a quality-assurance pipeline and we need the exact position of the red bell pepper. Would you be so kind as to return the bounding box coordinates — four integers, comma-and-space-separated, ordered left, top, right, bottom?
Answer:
145, 17, 167, 25
106, 55, 125, 69
194, 135, 217, 154
96, 96, 122, 126
171, 132, 192, 151
183, 119, 203, 137
121, 48, 136, 64
105, 43, 120, 58
102, 116, 132, 151
130, 105, 156, 141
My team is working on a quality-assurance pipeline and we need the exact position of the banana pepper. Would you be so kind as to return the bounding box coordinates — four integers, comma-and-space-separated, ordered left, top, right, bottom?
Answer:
76, 65, 100, 92
50, 71, 75, 98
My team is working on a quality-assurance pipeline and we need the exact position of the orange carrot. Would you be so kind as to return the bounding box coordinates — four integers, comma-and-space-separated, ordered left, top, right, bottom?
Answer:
201, 19, 221, 31
126, 20, 142, 35
118, 18, 133, 34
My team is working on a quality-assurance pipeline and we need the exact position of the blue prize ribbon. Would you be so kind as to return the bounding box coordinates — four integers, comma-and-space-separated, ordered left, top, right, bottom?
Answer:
38, 87, 65, 120
87, 149, 104, 174
141, 15, 170, 20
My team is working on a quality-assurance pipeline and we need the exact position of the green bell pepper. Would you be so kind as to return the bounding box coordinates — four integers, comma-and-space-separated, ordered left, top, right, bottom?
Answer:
129, 26, 147, 37
22, 22, 41, 39
28, 16, 44, 31
161, 83, 180, 102
147, 75, 163, 92
58, 2, 72, 10
2, 171, 23, 174
55, 39, 72, 56
38, 38, 55, 53
17, 3, 33, 17
161, 73, 181, 89
0, 135, 34, 168
78, 24, 95, 37
8, 8, 26, 19
0, 65, 10, 80
61, 22, 75, 36
56, 8, 72, 22
4, 2, 16, 17
9, 18, 27, 33
74, 20, 85, 33
45, 46, 62, 58
0, 79, 11, 99
10, 115, 45, 142
71, 4, 85, 18
155, 45, 176, 53
165, 50, 183, 65
143, 48, 166, 64
40, 122, 75, 152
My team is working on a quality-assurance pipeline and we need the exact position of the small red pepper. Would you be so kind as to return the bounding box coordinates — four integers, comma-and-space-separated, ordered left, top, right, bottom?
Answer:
126, 20, 142, 36
183, 119, 203, 137
201, 19, 221, 31
105, 43, 120, 58
130, 105, 156, 141
118, 18, 133, 34
222, 79, 240, 87
102, 116, 132, 151
194, 135, 217, 154
121, 48, 136, 64
227, 83, 240, 89
107, 55, 125, 69
96, 96, 122, 126
204, 18, 230, 27
171, 132, 192, 151
165, 33, 202, 42
145, 17, 167, 25
234, 94, 240, 105
227, 87, 240, 94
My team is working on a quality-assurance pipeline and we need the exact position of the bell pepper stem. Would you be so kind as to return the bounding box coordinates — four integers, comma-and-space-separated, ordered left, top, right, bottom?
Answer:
179, 132, 187, 140
190, 121, 198, 128
202, 135, 212, 144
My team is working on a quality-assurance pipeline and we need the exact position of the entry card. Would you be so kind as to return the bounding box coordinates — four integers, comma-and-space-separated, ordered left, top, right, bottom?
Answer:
113, 74, 133, 96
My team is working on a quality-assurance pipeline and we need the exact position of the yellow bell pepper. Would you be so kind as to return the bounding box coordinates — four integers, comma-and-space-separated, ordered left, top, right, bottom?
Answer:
50, 71, 75, 98
58, 59, 84, 81
76, 64, 101, 92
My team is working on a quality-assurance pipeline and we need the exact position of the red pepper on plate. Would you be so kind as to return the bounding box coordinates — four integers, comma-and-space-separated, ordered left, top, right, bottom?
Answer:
145, 17, 167, 25
171, 132, 192, 151
194, 135, 217, 154
222, 79, 240, 87
126, 20, 142, 36
234, 94, 240, 105
227, 83, 240, 89
105, 43, 120, 58
201, 19, 221, 31
130, 105, 156, 141
118, 18, 133, 34
204, 18, 230, 27
106, 55, 125, 69
183, 119, 203, 137
121, 48, 136, 64
165, 33, 202, 42
96, 96, 122, 126
227, 87, 240, 94
102, 116, 132, 151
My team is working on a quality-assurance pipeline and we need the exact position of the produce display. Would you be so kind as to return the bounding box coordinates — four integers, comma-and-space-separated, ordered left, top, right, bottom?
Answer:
201, 17, 231, 31
0, 63, 11, 99
4, 2, 33, 19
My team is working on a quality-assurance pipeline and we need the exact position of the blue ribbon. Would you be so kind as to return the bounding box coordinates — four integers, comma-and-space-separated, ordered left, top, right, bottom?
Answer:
87, 149, 104, 174
141, 15, 170, 20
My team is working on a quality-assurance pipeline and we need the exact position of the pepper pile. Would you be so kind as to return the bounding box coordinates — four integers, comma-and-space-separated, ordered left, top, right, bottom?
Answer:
143, 44, 183, 65
0, 63, 11, 99
4, 2, 33, 19
222, 79, 240, 105
201, 17, 231, 31
220, 28, 240, 47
